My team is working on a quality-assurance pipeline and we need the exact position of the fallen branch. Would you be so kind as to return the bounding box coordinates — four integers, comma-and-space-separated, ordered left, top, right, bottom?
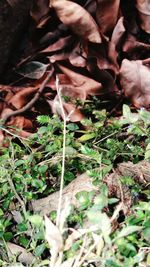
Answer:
2, 68, 53, 124
32, 161, 150, 214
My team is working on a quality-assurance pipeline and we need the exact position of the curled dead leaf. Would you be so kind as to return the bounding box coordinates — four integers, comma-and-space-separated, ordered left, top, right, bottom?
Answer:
44, 215, 63, 251
120, 59, 150, 107
136, 0, 150, 33
1, 108, 13, 120
7, 116, 33, 130
30, 0, 50, 23
7, 242, 35, 265
0, 130, 5, 146
47, 97, 84, 122
108, 17, 126, 68
96, 0, 120, 33
58, 64, 103, 97
51, 0, 102, 43
8, 87, 39, 109
123, 34, 150, 60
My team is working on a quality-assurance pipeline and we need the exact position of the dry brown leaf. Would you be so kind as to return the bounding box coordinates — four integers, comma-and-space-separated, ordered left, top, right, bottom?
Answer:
1, 108, 13, 120
69, 43, 87, 67
48, 97, 84, 122
58, 64, 103, 97
7, 116, 33, 130
0, 130, 5, 146
41, 36, 72, 53
44, 215, 63, 251
123, 34, 150, 60
8, 87, 39, 109
7, 242, 35, 265
51, 0, 102, 43
48, 53, 71, 63
120, 59, 150, 107
96, 0, 120, 33
30, 0, 50, 23
136, 0, 150, 33
108, 17, 126, 67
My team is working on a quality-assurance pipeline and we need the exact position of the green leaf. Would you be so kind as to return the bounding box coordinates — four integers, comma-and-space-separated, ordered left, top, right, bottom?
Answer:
75, 191, 91, 208
108, 198, 119, 204
116, 226, 143, 239
64, 171, 75, 182
87, 210, 111, 236
4, 232, 13, 241
122, 104, 139, 124
17, 61, 48, 79
65, 146, 77, 156
15, 160, 25, 167
94, 194, 108, 209
147, 253, 150, 265
135, 201, 150, 211
38, 126, 48, 135
67, 123, 79, 131
38, 165, 48, 174
78, 133, 96, 142
145, 143, 150, 159
34, 243, 46, 257
28, 215, 43, 227
139, 109, 150, 125
19, 236, 29, 248
0, 209, 4, 216
80, 145, 102, 163
123, 104, 131, 118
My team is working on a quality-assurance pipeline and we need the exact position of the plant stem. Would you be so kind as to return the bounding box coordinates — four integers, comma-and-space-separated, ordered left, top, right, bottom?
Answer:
56, 76, 66, 227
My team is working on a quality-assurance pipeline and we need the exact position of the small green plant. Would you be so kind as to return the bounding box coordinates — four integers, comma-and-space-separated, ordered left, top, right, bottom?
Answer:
0, 103, 150, 266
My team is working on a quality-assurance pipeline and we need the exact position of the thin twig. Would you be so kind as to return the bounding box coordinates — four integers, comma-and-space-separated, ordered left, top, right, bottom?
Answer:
2, 69, 53, 124
73, 235, 87, 267
7, 174, 26, 217
1, 127, 30, 141
56, 76, 66, 227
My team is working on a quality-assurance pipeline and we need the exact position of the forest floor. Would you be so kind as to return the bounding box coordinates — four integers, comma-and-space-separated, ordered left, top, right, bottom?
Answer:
0, 1, 150, 266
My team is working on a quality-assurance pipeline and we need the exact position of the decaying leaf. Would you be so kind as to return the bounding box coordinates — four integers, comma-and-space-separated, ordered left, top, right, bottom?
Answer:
7, 242, 35, 265
16, 61, 49, 79
44, 215, 63, 251
7, 86, 39, 109
48, 97, 84, 122
7, 116, 33, 130
136, 0, 150, 33
108, 17, 126, 68
58, 64, 103, 97
30, 0, 50, 23
51, 0, 102, 43
120, 59, 150, 107
96, 0, 120, 33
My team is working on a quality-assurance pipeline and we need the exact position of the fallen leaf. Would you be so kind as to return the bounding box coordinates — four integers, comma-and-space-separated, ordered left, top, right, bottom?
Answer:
0, 130, 5, 146
7, 242, 35, 265
8, 87, 39, 109
48, 97, 84, 122
116, 225, 143, 239
96, 0, 120, 33
41, 36, 72, 53
69, 43, 87, 67
136, 0, 150, 33
123, 34, 150, 60
51, 0, 102, 43
7, 116, 33, 130
30, 0, 50, 23
44, 215, 63, 252
108, 17, 126, 67
120, 59, 150, 107
58, 64, 103, 97
16, 61, 49, 79
1, 108, 13, 120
